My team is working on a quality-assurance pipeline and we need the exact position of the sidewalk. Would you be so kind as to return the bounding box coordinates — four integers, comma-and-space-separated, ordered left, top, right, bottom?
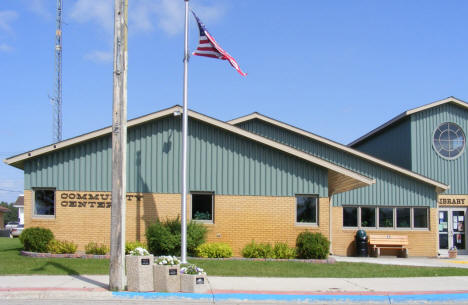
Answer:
1, 256, 468, 303
2, 274, 468, 303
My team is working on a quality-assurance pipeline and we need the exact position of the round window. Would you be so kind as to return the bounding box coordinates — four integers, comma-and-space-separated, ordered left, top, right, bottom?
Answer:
433, 122, 466, 159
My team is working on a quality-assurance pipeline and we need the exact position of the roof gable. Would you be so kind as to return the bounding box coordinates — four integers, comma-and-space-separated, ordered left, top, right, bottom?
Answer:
349, 97, 468, 147
228, 112, 449, 193
4, 106, 375, 195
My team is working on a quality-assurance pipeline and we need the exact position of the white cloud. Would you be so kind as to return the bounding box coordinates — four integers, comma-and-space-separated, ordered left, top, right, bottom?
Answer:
69, 0, 225, 36
131, 0, 226, 36
27, 0, 52, 18
69, 0, 114, 32
0, 43, 13, 52
84, 50, 113, 63
0, 10, 18, 33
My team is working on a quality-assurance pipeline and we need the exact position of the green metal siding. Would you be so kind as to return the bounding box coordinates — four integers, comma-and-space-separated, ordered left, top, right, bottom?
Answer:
351, 118, 412, 170
25, 116, 328, 197
236, 119, 437, 207
411, 103, 468, 194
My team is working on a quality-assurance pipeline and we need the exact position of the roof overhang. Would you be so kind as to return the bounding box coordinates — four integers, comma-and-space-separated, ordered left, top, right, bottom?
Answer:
4, 106, 375, 195
228, 112, 449, 193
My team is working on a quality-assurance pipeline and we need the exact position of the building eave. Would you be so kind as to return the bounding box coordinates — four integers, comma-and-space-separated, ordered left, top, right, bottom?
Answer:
5, 106, 375, 194
228, 112, 449, 192
349, 96, 468, 147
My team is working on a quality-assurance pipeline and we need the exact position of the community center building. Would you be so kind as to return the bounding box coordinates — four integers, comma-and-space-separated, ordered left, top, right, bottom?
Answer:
4, 97, 468, 257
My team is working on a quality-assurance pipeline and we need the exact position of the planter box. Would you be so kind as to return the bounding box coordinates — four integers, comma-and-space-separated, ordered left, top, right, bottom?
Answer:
180, 274, 209, 293
153, 264, 180, 292
125, 255, 154, 292
448, 250, 457, 259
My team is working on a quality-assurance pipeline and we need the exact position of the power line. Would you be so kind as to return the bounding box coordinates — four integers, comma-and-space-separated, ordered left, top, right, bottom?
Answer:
0, 188, 22, 193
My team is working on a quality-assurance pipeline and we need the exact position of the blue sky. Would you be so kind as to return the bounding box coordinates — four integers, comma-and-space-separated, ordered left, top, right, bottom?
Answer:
1, 0, 468, 203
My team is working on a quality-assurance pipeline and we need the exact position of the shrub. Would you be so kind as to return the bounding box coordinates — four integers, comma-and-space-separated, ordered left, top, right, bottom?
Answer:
146, 217, 207, 256
125, 241, 147, 255
19, 227, 54, 253
48, 239, 78, 254
85, 242, 109, 255
241, 240, 274, 258
197, 242, 233, 258
295, 231, 330, 259
273, 242, 296, 259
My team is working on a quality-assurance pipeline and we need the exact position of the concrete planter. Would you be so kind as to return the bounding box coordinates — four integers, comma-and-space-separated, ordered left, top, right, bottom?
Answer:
180, 274, 209, 293
125, 255, 154, 292
448, 249, 457, 259
153, 264, 180, 292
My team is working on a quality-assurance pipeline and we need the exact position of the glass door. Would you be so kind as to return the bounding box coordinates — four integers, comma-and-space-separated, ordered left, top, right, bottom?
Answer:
439, 210, 449, 253
452, 209, 466, 253
439, 208, 467, 255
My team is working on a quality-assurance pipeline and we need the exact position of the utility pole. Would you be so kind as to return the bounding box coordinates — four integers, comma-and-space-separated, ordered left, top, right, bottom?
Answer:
109, 0, 128, 291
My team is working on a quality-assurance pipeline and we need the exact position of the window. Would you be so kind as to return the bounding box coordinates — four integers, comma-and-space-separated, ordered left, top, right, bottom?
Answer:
361, 207, 376, 227
396, 208, 411, 228
296, 195, 318, 224
413, 208, 428, 228
34, 189, 55, 217
191, 193, 213, 222
433, 122, 465, 159
379, 208, 394, 228
342, 206, 429, 230
343, 207, 357, 227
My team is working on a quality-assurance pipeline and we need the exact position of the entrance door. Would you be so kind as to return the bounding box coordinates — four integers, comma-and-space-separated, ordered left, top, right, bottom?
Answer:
439, 208, 466, 255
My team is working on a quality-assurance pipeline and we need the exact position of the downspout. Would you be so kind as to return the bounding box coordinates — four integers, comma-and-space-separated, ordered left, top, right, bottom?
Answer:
329, 192, 334, 255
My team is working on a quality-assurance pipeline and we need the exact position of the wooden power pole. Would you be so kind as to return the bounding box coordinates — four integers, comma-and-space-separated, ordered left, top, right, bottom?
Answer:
109, 0, 128, 291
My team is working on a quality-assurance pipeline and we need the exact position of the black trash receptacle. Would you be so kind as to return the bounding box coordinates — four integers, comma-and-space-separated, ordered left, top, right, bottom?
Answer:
355, 229, 368, 257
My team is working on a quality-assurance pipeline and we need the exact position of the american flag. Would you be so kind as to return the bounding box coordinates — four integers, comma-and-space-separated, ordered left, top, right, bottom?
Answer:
192, 11, 247, 76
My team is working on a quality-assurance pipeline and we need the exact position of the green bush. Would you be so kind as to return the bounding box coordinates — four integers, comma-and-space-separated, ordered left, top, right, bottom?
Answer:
295, 231, 330, 259
146, 217, 207, 256
241, 240, 274, 258
85, 242, 109, 255
125, 241, 147, 255
48, 239, 78, 254
196, 242, 233, 258
19, 227, 54, 253
273, 242, 296, 259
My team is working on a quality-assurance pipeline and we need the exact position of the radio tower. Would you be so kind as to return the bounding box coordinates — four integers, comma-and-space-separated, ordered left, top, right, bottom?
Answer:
51, 0, 63, 143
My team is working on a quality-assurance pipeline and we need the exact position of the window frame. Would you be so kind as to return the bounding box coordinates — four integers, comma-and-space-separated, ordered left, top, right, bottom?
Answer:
190, 192, 214, 224
295, 194, 319, 226
433, 122, 466, 160
32, 188, 56, 219
342, 206, 429, 230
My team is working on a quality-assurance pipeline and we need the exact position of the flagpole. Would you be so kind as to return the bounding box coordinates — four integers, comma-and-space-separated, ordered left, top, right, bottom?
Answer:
181, 0, 189, 264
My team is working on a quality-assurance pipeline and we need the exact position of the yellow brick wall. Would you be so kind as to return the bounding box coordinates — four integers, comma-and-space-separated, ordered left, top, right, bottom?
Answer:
24, 190, 329, 256
205, 196, 330, 256
331, 206, 438, 257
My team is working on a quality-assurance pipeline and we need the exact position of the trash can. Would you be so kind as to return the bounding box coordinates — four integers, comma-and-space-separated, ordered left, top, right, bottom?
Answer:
355, 229, 368, 257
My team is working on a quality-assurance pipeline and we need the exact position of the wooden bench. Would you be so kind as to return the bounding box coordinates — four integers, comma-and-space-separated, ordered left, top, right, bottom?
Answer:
368, 234, 409, 257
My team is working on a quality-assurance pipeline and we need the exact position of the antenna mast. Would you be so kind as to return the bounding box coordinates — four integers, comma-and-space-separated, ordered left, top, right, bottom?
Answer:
52, 0, 63, 143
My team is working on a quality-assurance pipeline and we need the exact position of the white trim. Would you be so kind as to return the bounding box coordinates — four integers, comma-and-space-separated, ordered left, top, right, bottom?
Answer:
349, 97, 468, 146
228, 112, 449, 192
4, 106, 182, 168
4, 106, 374, 192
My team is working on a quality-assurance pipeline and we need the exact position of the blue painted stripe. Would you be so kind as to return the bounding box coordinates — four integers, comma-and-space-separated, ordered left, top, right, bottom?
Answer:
390, 293, 468, 303
113, 291, 468, 303
214, 293, 390, 303
113, 291, 213, 300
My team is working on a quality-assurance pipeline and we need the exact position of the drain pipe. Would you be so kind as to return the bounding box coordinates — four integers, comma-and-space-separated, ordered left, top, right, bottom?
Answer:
329, 193, 334, 255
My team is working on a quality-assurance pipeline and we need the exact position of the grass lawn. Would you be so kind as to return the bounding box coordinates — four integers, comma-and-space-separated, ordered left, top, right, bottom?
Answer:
2, 238, 468, 277
0, 238, 109, 275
